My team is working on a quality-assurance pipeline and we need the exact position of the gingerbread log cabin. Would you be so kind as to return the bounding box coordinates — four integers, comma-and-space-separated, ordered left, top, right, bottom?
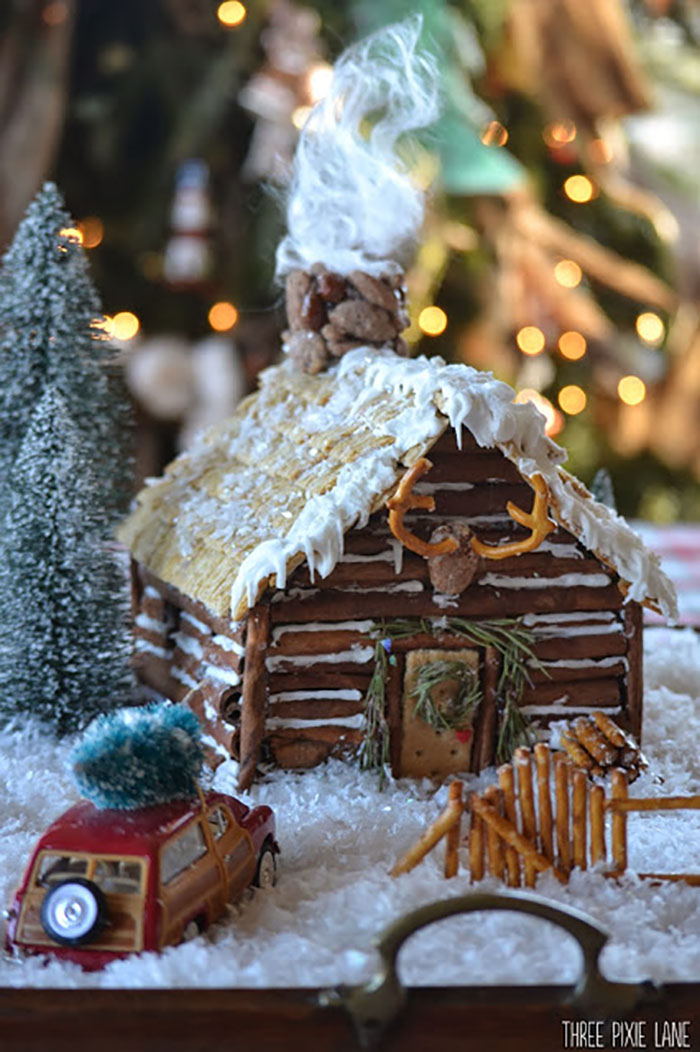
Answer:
117, 345, 677, 790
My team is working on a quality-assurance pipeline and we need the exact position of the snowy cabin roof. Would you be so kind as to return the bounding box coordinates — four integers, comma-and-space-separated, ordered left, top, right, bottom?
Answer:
118, 348, 678, 623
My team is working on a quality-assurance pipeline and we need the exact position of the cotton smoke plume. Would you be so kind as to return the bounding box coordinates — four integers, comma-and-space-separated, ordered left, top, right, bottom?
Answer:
275, 17, 440, 279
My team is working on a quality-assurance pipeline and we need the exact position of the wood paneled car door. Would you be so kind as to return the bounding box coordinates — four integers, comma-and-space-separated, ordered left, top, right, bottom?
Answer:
206, 804, 256, 900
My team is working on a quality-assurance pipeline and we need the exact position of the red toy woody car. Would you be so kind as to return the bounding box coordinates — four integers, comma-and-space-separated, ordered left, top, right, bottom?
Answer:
4, 790, 278, 970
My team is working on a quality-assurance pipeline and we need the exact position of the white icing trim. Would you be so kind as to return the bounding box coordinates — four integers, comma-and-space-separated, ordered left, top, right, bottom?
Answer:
533, 623, 623, 638
181, 610, 212, 636
521, 705, 623, 717
339, 551, 398, 564
201, 733, 232, 760
203, 700, 220, 722
205, 665, 241, 686
533, 656, 628, 670
269, 690, 363, 702
522, 611, 617, 624
413, 481, 475, 493
212, 634, 245, 656
173, 632, 204, 660
266, 646, 374, 670
134, 639, 171, 660
432, 594, 459, 609
144, 585, 162, 599
266, 715, 365, 730
172, 666, 199, 690
135, 612, 168, 634
272, 620, 375, 642
480, 573, 612, 590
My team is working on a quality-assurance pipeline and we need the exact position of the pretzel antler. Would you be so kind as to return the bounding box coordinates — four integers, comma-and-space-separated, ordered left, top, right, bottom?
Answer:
470, 473, 556, 560
387, 459, 459, 558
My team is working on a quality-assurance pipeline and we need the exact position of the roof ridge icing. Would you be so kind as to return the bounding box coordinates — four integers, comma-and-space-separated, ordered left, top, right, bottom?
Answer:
120, 347, 678, 623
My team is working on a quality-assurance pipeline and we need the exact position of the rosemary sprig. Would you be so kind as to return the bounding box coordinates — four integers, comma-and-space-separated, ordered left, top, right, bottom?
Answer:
409, 660, 481, 732
358, 639, 391, 780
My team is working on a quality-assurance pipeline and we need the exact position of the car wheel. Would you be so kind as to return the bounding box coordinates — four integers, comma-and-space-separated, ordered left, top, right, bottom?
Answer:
40, 878, 107, 947
254, 846, 277, 890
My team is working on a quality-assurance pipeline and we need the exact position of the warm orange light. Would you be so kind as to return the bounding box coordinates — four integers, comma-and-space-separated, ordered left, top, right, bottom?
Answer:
111, 311, 140, 341
208, 301, 239, 332
78, 216, 104, 249
558, 385, 587, 415
514, 389, 562, 436
558, 331, 587, 360
480, 120, 508, 147
291, 106, 312, 130
618, 375, 646, 406
564, 175, 595, 203
544, 120, 577, 147
589, 138, 613, 164
217, 1, 246, 26
418, 306, 448, 336
553, 259, 582, 288
59, 226, 83, 244
516, 326, 546, 356
42, 1, 68, 25
307, 62, 333, 104
94, 315, 114, 338
635, 311, 664, 345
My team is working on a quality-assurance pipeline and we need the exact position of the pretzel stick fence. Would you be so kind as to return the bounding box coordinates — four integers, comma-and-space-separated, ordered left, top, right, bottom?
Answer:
390, 747, 700, 886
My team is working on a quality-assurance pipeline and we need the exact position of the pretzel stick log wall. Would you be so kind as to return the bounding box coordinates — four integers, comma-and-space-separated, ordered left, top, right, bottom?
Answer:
237, 603, 271, 792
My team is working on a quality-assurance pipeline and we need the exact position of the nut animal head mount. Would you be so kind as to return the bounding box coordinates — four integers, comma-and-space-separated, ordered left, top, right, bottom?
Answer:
387, 459, 556, 589
283, 264, 409, 374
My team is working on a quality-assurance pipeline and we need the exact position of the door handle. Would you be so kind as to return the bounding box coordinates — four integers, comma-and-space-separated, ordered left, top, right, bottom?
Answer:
319, 890, 658, 1048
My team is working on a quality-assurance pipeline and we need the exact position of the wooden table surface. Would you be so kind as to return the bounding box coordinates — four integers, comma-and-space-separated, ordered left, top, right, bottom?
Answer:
1, 983, 699, 1051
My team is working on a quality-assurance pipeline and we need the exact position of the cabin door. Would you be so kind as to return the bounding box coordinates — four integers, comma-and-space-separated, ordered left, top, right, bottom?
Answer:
399, 648, 480, 778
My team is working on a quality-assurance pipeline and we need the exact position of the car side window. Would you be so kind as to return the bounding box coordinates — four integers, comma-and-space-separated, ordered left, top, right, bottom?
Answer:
160, 821, 208, 885
36, 854, 88, 887
207, 806, 230, 841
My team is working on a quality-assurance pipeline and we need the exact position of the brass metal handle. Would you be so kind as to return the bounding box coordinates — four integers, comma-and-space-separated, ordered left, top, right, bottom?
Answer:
320, 890, 657, 1048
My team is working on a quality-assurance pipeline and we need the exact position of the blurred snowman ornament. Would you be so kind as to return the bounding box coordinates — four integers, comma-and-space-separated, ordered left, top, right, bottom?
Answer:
124, 333, 245, 450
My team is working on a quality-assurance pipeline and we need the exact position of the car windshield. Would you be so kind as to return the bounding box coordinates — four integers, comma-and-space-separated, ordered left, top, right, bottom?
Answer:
35, 854, 145, 895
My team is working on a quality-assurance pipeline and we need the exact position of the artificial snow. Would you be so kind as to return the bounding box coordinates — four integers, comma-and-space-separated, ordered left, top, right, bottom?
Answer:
1, 627, 699, 989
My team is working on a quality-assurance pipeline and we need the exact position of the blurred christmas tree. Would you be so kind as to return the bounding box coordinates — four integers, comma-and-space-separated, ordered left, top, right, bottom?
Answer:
0, 0, 697, 517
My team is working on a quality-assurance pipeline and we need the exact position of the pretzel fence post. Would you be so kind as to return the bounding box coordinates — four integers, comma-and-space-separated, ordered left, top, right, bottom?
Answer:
515, 747, 538, 887
572, 770, 588, 870
590, 784, 606, 866
554, 754, 571, 874
469, 792, 485, 882
535, 744, 554, 863
498, 763, 521, 887
610, 769, 629, 874
484, 786, 505, 881
444, 781, 463, 879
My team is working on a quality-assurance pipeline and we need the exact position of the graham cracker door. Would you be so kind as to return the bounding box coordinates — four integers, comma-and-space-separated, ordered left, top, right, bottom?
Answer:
400, 648, 480, 778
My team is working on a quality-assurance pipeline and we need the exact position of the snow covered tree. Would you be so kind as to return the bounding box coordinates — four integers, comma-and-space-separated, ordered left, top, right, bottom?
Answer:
0, 388, 133, 735
0, 182, 130, 523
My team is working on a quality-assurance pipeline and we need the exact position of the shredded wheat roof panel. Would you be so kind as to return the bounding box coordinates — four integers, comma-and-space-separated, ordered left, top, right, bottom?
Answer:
118, 348, 678, 623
